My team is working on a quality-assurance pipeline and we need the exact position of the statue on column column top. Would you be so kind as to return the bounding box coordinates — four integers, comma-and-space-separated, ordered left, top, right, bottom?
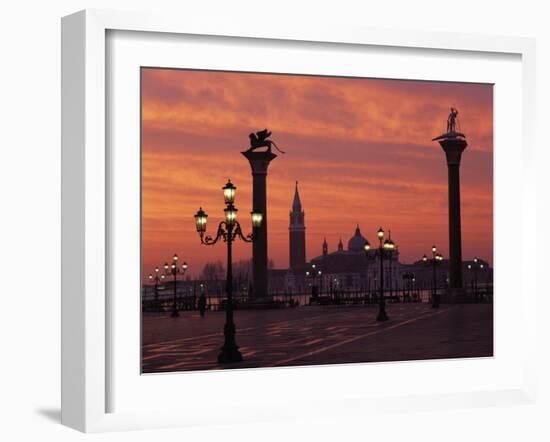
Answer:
247, 129, 286, 154
447, 107, 459, 133
432, 107, 466, 141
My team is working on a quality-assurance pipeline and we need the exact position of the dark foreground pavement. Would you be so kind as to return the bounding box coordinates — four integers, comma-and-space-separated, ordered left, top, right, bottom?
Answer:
142, 303, 493, 373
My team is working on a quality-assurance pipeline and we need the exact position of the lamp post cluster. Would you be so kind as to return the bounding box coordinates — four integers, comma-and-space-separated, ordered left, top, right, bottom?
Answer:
468, 257, 484, 302
194, 179, 263, 364
164, 254, 188, 318
147, 266, 166, 309
402, 273, 418, 302
422, 245, 443, 308
363, 227, 395, 322
306, 263, 322, 300
147, 255, 188, 315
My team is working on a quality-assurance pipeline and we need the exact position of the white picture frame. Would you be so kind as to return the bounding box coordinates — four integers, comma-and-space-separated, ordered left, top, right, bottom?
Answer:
61, 9, 537, 433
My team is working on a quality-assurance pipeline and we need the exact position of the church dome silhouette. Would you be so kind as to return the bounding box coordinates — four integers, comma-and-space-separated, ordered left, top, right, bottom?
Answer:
347, 225, 367, 252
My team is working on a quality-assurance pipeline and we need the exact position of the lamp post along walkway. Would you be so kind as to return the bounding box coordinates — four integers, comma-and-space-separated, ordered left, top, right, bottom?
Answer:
164, 254, 188, 318
195, 180, 263, 363
363, 240, 374, 303
422, 245, 443, 308
147, 266, 165, 311
468, 257, 484, 302
366, 227, 394, 321
306, 263, 322, 301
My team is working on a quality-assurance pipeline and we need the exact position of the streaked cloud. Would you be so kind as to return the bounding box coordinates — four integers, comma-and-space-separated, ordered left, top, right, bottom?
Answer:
141, 68, 493, 278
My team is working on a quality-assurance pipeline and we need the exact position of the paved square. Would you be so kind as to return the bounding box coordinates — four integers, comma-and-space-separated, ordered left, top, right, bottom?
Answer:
142, 303, 493, 373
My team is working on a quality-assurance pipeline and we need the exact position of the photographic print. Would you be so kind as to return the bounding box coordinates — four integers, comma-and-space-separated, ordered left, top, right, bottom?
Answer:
140, 68, 493, 373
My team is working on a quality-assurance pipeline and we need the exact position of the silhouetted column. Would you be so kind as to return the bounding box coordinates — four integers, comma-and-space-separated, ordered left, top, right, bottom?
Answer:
241, 150, 277, 300
435, 134, 467, 290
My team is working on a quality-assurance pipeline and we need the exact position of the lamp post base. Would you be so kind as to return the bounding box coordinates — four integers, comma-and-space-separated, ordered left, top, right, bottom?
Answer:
376, 302, 389, 321
170, 307, 179, 318
218, 345, 243, 364
217, 321, 243, 363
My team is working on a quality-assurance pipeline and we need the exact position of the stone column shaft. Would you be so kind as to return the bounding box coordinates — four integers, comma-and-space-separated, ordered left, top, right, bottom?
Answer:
436, 135, 467, 290
447, 162, 463, 288
252, 170, 268, 298
241, 151, 277, 300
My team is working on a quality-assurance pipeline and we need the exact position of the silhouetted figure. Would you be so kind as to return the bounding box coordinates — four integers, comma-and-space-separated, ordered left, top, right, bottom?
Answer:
198, 293, 206, 318
447, 107, 459, 133
248, 128, 285, 153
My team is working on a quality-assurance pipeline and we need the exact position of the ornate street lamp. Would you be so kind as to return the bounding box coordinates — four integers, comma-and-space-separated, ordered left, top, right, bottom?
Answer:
164, 254, 188, 318
422, 245, 443, 308
376, 227, 389, 321
147, 266, 165, 310
194, 179, 262, 364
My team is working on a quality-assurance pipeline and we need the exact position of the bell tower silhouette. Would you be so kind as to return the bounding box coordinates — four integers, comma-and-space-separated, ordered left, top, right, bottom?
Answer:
289, 181, 306, 270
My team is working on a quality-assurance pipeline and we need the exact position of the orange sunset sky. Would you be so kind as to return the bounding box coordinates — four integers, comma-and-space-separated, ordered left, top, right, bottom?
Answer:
141, 68, 493, 279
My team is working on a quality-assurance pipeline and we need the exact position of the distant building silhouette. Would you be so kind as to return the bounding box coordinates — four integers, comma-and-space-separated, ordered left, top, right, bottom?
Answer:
309, 225, 401, 293
270, 184, 493, 299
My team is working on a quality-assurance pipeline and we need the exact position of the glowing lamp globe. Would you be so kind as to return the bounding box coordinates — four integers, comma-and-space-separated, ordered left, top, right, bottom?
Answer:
222, 180, 236, 205
194, 207, 208, 233
363, 240, 371, 252
251, 210, 263, 228
224, 205, 238, 226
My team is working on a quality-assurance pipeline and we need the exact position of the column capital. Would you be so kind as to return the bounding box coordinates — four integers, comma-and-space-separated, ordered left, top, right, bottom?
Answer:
433, 133, 468, 166
241, 150, 278, 175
